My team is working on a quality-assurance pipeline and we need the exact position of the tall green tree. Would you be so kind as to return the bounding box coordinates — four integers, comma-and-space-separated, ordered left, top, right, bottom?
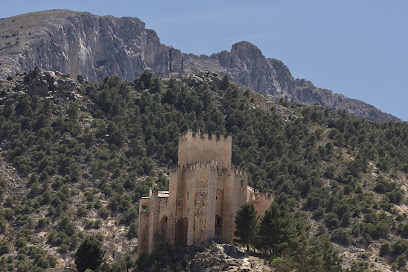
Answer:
257, 202, 295, 257
220, 75, 231, 90
75, 236, 105, 272
234, 202, 258, 252
282, 234, 342, 272
304, 235, 342, 272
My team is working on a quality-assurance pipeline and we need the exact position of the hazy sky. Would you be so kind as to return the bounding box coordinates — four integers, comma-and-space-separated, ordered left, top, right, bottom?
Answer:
1, 1, 407, 120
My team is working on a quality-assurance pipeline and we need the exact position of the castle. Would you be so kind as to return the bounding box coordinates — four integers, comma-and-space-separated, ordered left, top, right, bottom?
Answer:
138, 130, 273, 254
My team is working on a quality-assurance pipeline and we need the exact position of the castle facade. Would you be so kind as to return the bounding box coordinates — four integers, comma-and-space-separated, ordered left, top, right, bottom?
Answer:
138, 130, 273, 254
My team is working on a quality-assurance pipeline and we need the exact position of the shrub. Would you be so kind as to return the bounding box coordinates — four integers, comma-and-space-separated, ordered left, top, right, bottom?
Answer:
14, 237, 27, 249
380, 242, 391, 256
84, 219, 94, 230
94, 220, 102, 229
37, 217, 50, 229
0, 242, 9, 255
77, 206, 87, 217
331, 229, 352, 246
391, 239, 408, 255
396, 255, 407, 268
98, 208, 110, 219
270, 257, 297, 272
325, 212, 340, 230
94, 200, 103, 209
127, 223, 138, 240
312, 207, 325, 220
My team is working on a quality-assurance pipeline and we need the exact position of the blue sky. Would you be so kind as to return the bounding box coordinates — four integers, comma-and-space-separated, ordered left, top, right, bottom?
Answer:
2, 1, 407, 120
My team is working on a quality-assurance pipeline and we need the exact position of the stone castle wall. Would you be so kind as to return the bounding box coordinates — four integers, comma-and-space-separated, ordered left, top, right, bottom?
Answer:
178, 130, 232, 168
248, 187, 274, 217
220, 168, 248, 242
138, 197, 152, 254
138, 131, 272, 255
168, 161, 220, 246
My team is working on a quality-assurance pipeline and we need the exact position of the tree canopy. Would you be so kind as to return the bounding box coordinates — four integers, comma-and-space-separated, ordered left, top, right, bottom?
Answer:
75, 236, 105, 272
234, 202, 258, 251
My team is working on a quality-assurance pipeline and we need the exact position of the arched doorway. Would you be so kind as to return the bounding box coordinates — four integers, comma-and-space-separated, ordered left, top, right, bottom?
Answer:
215, 215, 222, 237
175, 217, 188, 246
160, 216, 168, 235
182, 217, 188, 245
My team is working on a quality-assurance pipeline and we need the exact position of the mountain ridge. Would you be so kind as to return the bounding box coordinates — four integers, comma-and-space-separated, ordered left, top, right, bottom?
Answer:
0, 9, 400, 122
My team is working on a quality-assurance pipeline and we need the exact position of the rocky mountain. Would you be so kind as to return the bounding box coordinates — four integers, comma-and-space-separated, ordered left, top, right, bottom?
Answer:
0, 9, 399, 122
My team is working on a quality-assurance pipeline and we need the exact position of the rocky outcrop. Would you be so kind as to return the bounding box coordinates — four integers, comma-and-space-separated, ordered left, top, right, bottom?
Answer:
293, 79, 399, 122
0, 10, 399, 121
0, 10, 169, 82
183, 41, 294, 97
139, 241, 271, 272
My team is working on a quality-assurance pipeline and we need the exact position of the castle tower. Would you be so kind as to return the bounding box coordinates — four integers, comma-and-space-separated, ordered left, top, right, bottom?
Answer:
177, 130, 232, 168
138, 131, 273, 255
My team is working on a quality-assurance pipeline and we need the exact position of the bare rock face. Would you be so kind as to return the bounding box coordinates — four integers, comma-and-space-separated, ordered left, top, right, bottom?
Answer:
23, 67, 57, 96
0, 10, 168, 82
184, 41, 294, 97
293, 79, 398, 122
0, 10, 399, 121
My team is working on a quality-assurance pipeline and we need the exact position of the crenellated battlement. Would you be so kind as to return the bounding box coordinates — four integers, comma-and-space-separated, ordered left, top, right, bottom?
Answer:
178, 130, 232, 168
179, 129, 232, 143
253, 191, 273, 200
247, 186, 273, 202
247, 186, 274, 217
170, 165, 179, 174
231, 167, 248, 178
172, 161, 247, 176
180, 160, 219, 172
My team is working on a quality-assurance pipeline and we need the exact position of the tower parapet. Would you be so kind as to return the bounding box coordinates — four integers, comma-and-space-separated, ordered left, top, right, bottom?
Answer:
247, 186, 274, 217
231, 166, 248, 178
178, 130, 232, 168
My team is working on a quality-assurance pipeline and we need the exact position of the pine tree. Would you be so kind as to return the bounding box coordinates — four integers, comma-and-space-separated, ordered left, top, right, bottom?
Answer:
234, 202, 258, 252
257, 202, 295, 257
220, 75, 231, 90
75, 236, 105, 272
152, 77, 164, 93
301, 235, 342, 272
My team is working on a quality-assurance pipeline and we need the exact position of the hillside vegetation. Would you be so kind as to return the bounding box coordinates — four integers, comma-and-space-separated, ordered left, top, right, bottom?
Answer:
0, 68, 408, 271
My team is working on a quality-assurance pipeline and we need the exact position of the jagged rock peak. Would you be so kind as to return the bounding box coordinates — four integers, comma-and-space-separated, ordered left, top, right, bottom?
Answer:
231, 41, 264, 57
294, 78, 314, 88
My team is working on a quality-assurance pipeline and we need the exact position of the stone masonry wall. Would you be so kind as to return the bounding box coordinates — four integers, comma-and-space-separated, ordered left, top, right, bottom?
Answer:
138, 131, 273, 255
147, 192, 160, 253
178, 130, 232, 168
138, 197, 151, 254
247, 187, 274, 218
167, 167, 179, 245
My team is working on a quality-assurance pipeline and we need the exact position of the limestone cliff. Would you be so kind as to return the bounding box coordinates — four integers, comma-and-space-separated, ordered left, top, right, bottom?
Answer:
0, 10, 170, 82
0, 10, 399, 121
